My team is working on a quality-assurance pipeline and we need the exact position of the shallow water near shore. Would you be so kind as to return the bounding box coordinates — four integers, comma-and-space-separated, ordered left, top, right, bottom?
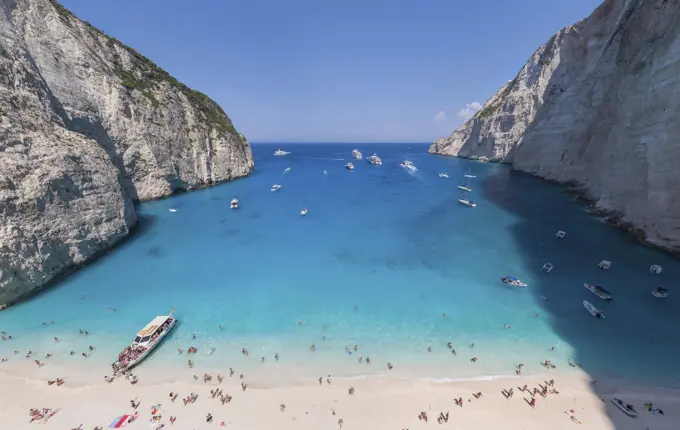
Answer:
1, 143, 680, 388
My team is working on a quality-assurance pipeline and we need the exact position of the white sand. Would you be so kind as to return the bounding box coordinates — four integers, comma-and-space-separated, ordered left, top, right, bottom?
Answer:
1, 363, 678, 430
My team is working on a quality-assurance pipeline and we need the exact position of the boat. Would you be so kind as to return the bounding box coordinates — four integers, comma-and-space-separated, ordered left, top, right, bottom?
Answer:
501, 276, 527, 287
345, 162, 355, 170
542, 263, 553, 273
351, 149, 363, 160
271, 184, 282, 192
584, 283, 613, 301
169, 208, 177, 213
111, 307, 177, 374
367, 154, 382, 165
583, 300, 605, 319
597, 260, 612, 270
438, 173, 449, 178
457, 185, 472, 192
556, 230, 566, 239
400, 160, 417, 171
230, 198, 239, 209
611, 398, 638, 417
650, 265, 663, 275
458, 198, 476, 207
300, 208, 308, 216
463, 163, 476, 178
274, 149, 290, 156
652, 287, 668, 298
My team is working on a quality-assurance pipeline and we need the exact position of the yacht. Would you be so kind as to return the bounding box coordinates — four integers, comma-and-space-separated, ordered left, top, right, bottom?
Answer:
351, 149, 363, 160
345, 162, 355, 170
501, 276, 527, 287
458, 198, 476, 207
652, 287, 668, 298
367, 154, 382, 165
274, 149, 290, 156
457, 185, 472, 192
111, 307, 177, 374
271, 184, 282, 192
400, 160, 417, 171
300, 208, 308, 216
438, 173, 449, 178
230, 198, 239, 209
584, 283, 613, 301
583, 300, 605, 319
650, 264, 663, 275
597, 260, 612, 270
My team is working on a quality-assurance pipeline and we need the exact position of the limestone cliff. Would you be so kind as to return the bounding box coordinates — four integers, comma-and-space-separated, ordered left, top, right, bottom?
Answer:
0, 0, 254, 307
430, 0, 680, 252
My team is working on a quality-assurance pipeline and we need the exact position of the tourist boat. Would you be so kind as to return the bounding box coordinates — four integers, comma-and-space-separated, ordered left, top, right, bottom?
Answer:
542, 263, 553, 273
652, 287, 668, 298
501, 276, 527, 287
400, 160, 417, 171
584, 283, 613, 301
611, 398, 638, 417
351, 149, 363, 160
274, 149, 290, 156
556, 230, 566, 239
345, 162, 355, 170
597, 260, 612, 270
457, 185, 472, 192
367, 154, 382, 165
583, 300, 605, 319
111, 307, 177, 374
438, 173, 449, 178
300, 208, 308, 216
230, 198, 239, 209
650, 264, 663, 275
271, 184, 282, 192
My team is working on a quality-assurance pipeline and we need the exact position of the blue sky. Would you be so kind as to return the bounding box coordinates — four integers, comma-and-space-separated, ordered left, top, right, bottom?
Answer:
60, 0, 602, 142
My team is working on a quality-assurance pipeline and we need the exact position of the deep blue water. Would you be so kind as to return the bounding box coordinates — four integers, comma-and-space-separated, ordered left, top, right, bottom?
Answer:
1, 143, 679, 387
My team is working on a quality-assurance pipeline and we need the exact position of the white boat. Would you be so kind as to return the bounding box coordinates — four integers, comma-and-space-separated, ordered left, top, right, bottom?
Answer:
597, 260, 612, 270
271, 184, 282, 192
300, 208, 308, 216
112, 307, 177, 374
611, 398, 638, 417
169, 208, 177, 213
652, 287, 668, 298
351, 149, 363, 160
501, 276, 527, 287
367, 154, 382, 165
274, 149, 290, 156
583, 300, 605, 319
556, 230, 566, 239
400, 160, 417, 171
230, 198, 239, 209
463, 163, 476, 178
457, 185, 472, 192
345, 162, 355, 170
542, 263, 553, 273
458, 198, 476, 207
438, 173, 449, 178
650, 265, 663, 275
584, 283, 613, 301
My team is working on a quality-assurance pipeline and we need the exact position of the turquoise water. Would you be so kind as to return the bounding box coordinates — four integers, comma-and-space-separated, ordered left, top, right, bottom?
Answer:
1, 143, 679, 387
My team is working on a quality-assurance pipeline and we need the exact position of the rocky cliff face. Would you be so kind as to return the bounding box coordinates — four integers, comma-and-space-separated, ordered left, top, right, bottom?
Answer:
0, 0, 254, 307
430, 0, 680, 252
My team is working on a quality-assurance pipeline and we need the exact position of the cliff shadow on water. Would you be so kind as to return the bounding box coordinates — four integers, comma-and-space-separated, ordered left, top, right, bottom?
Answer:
482, 167, 680, 422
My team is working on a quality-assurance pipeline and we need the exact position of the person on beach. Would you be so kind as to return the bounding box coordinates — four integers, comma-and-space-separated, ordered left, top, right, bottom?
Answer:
45, 353, 52, 358
387, 362, 393, 370
217, 374, 224, 383
88, 346, 94, 351
261, 356, 265, 362
427, 346, 432, 352
446, 341, 452, 349
318, 377, 323, 385
366, 357, 370, 364
470, 357, 478, 362
82, 353, 88, 358
471, 342, 475, 348
275, 352, 279, 361
177, 348, 183, 354
327, 375, 331, 385
229, 368, 234, 377
358, 356, 363, 363
529, 398, 536, 408
452, 348, 456, 355
310, 345, 316, 351
280, 404, 286, 412
348, 387, 355, 395
188, 360, 193, 368
53, 337, 58, 342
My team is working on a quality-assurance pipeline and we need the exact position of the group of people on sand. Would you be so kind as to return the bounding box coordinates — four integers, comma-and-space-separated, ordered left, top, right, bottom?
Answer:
47, 378, 65, 386
501, 379, 559, 408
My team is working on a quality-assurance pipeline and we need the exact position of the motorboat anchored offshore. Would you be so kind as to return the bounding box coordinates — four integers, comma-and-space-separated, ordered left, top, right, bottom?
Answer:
438, 173, 449, 178
230, 198, 239, 209
652, 287, 668, 298
112, 307, 177, 374
458, 198, 476, 207
274, 149, 291, 156
400, 160, 417, 171
271, 184, 282, 192
300, 208, 308, 216
351, 149, 363, 160
584, 283, 613, 301
597, 260, 612, 270
542, 263, 553, 273
501, 276, 527, 287
556, 230, 566, 239
367, 154, 382, 165
457, 185, 472, 192
650, 265, 663, 275
345, 162, 355, 170
611, 398, 638, 417
583, 300, 605, 319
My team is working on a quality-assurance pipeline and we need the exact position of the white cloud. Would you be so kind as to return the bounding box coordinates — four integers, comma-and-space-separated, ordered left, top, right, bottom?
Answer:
457, 101, 483, 120
433, 110, 449, 122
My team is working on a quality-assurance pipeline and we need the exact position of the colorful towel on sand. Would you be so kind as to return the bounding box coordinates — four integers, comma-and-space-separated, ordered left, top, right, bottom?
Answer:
108, 415, 129, 428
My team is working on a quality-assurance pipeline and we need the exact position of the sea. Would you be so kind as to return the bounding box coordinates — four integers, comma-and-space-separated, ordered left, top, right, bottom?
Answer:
1, 143, 679, 388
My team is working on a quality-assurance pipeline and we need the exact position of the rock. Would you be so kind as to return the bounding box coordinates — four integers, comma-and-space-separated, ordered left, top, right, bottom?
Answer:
0, 0, 254, 307
430, 0, 680, 252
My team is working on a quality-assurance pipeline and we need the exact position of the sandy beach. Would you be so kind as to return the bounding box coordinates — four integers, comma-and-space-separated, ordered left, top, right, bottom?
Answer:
2, 363, 678, 430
